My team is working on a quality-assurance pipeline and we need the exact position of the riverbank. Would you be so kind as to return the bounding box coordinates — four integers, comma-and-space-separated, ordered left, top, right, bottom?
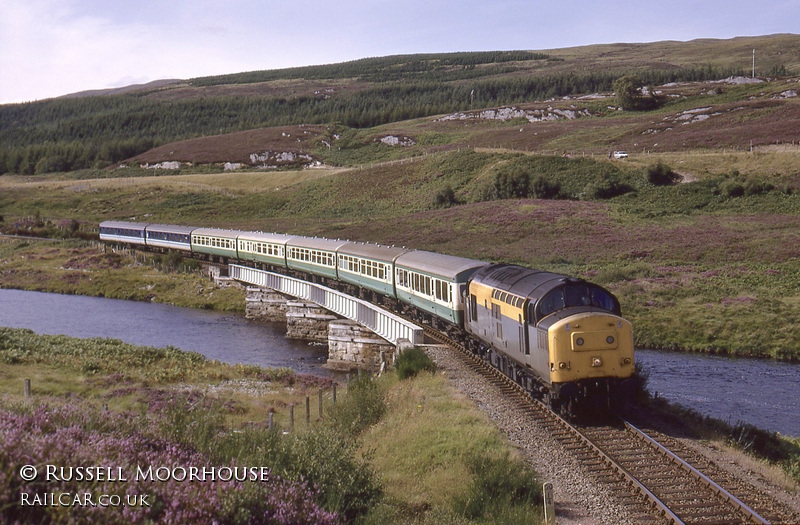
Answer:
0, 237, 244, 311
0, 328, 543, 524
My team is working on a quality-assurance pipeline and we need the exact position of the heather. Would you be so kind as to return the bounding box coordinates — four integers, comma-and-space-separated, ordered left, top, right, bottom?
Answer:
0, 328, 543, 523
0, 327, 369, 523
0, 405, 338, 525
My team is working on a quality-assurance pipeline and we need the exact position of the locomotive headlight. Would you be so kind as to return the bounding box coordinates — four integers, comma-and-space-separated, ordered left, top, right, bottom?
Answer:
591, 357, 602, 367
621, 357, 632, 365
575, 337, 584, 346
606, 336, 615, 345
558, 362, 567, 369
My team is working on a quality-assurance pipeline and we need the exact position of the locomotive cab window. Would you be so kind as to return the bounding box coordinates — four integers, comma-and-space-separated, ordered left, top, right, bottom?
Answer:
534, 283, 620, 322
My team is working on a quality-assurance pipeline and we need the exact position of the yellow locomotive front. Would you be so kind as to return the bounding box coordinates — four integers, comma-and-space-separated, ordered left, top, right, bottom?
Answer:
546, 311, 635, 416
548, 312, 634, 384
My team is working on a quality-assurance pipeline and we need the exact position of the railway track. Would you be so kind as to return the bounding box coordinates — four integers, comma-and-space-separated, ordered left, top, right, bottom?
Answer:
423, 327, 796, 524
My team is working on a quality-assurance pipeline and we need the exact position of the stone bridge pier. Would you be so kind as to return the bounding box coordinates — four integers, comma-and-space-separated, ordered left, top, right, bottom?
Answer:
245, 285, 406, 372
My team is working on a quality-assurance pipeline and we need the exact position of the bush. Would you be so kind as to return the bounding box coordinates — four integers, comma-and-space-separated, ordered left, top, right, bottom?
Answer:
395, 346, 436, 380
646, 162, 681, 186
720, 179, 745, 198
492, 167, 531, 199
720, 176, 775, 198
327, 375, 387, 437
584, 175, 633, 199
433, 185, 459, 208
269, 427, 382, 521
453, 452, 542, 523
530, 174, 561, 199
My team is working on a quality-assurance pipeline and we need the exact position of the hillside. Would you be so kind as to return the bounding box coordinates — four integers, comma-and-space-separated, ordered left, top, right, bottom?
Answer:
123, 75, 800, 172
1, 34, 798, 175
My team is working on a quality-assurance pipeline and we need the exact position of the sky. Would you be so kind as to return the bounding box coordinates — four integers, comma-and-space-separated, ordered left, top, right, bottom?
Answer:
1, 0, 798, 105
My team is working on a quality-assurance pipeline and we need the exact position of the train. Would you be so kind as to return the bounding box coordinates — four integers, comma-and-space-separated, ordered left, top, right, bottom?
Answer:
100, 220, 635, 417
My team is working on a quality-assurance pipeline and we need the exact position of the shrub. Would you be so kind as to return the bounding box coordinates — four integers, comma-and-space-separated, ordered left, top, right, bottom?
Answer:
453, 452, 542, 523
743, 178, 774, 196
530, 174, 561, 199
433, 185, 459, 208
720, 176, 775, 198
646, 162, 681, 186
252, 426, 381, 521
395, 346, 436, 380
492, 167, 531, 199
584, 175, 633, 199
327, 375, 387, 437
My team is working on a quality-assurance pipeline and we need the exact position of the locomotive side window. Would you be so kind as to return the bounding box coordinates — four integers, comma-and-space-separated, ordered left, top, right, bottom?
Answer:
537, 289, 565, 320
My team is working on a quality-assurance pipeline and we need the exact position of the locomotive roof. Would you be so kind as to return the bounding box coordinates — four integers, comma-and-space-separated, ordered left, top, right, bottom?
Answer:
338, 242, 408, 262
472, 264, 575, 299
395, 250, 487, 280
288, 236, 349, 252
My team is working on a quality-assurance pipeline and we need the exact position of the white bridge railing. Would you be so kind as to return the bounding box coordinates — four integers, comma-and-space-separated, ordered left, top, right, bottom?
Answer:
229, 264, 423, 345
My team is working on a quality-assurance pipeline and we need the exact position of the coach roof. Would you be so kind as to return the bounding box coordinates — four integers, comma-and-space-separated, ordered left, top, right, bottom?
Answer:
395, 250, 487, 280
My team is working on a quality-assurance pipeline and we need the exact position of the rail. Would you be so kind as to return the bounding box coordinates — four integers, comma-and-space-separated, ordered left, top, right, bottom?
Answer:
229, 264, 423, 346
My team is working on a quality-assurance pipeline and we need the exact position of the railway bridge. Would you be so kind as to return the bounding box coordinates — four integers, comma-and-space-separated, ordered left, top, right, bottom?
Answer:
228, 264, 424, 371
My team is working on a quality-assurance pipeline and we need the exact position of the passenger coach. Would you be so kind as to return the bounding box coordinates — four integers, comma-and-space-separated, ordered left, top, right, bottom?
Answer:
144, 224, 194, 252
394, 250, 486, 326
337, 242, 408, 298
191, 228, 243, 260
286, 237, 347, 280
237, 232, 296, 269
99, 221, 148, 246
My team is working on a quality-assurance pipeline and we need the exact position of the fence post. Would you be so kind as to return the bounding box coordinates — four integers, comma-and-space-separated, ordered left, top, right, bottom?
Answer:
305, 396, 310, 425
332, 383, 337, 405
268, 412, 274, 430
290, 404, 295, 432
543, 482, 555, 524
318, 388, 323, 418
24, 379, 31, 397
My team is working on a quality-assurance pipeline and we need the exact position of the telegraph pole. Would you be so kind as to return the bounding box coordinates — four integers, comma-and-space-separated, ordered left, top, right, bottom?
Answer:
752, 49, 755, 78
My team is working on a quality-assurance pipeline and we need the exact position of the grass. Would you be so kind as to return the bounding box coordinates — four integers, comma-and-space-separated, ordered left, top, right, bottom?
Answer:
359, 372, 542, 524
0, 238, 245, 311
0, 329, 544, 524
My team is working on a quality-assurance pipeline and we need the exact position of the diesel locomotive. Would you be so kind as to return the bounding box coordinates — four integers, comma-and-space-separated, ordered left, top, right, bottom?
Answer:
100, 220, 635, 417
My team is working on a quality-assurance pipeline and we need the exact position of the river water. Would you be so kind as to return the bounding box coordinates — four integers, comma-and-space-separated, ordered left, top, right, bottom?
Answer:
0, 288, 329, 375
1, 289, 798, 436
636, 349, 800, 437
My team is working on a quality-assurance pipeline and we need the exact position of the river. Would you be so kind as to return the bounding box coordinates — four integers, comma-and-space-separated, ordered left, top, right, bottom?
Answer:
1, 289, 798, 436
0, 288, 329, 375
